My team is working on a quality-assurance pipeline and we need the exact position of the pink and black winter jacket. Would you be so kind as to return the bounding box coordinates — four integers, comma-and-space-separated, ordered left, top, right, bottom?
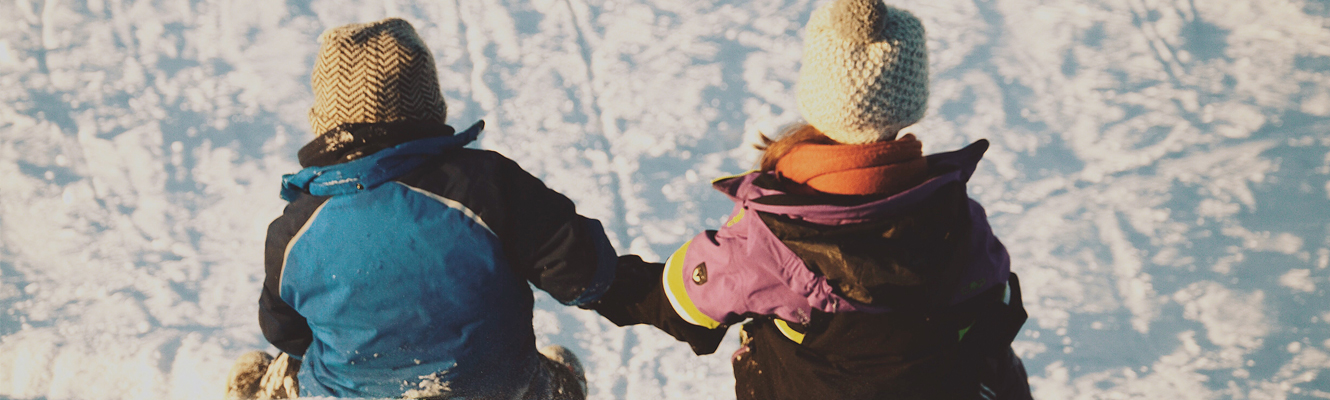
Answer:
590, 139, 1032, 399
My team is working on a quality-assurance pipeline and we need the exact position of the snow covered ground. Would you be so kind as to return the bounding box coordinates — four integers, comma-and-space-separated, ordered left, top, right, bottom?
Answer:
1, 0, 1328, 398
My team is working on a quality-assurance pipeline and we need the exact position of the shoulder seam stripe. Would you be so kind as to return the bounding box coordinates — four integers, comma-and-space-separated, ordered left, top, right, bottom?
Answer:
280, 201, 330, 299
394, 182, 496, 237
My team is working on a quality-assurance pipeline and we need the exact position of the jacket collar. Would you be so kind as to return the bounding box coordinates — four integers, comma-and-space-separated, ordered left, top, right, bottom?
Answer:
299, 120, 457, 168
280, 121, 484, 201
714, 139, 991, 225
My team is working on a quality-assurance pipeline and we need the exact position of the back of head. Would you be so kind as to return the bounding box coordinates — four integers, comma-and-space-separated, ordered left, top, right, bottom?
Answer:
309, 18, 448, 136
796, 0, 928, 145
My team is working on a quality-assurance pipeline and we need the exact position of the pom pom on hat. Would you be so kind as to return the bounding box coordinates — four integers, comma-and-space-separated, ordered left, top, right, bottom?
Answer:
796, 0, 928, 144
308, 18, 447, 136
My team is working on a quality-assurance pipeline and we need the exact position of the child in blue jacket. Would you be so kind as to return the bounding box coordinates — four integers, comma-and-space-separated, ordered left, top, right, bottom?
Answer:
227, 18, 609, 400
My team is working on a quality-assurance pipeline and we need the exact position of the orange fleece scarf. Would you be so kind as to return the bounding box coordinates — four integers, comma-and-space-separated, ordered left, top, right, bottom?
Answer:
775, 134, 928, 196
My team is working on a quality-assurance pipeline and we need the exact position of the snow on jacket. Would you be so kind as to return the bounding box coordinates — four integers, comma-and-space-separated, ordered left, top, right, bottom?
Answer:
260, 121, 616, 399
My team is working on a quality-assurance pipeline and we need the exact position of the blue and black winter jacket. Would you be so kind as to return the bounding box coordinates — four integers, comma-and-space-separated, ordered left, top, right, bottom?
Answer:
260, 121, 616, 398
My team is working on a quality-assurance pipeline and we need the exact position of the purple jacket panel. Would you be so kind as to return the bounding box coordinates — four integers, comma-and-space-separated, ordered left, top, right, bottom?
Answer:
962, 198, 1011, 301
668, 140, 1010, 326
675, 204, 874, 326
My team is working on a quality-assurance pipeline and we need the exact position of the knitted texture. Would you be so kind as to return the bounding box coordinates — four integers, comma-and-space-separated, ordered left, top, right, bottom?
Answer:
309, 18, 447, 136
796, 0, 928, 144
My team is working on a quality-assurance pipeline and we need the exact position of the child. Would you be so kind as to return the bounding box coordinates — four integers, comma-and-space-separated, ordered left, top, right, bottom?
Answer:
590, 1, 1033, 398
228, 18, 610, 400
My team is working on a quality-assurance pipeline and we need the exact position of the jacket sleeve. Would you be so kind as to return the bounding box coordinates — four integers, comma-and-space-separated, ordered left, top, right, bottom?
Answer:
491, 157, 617, 306
657, 206, 824, 327
587, 255, 729, 355
258, 197, 322, 357
259, 286, 311, 357
483, 155, 725, 352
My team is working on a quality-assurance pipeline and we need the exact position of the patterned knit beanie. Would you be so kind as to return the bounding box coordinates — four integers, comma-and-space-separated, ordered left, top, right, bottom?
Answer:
796, 0, 928, 145
309, 18, 447, 136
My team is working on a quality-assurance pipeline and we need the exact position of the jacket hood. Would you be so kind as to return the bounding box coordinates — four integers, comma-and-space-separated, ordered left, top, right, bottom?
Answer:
280, 121, 483, 201
716, 139, 991, 225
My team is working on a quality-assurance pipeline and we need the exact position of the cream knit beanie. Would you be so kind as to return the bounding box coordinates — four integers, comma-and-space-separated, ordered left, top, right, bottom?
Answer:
308, 18, 447, 136
796, 0, 928, 144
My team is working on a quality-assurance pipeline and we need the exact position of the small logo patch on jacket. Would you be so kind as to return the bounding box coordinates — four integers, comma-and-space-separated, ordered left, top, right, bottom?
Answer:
692, 263, 708, 285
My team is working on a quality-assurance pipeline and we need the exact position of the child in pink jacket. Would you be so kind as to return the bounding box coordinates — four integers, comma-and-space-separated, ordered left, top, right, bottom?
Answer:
589, 1, 1033, 398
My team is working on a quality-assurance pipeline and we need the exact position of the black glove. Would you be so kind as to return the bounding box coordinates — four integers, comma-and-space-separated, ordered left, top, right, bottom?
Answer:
584, 255, 728, 355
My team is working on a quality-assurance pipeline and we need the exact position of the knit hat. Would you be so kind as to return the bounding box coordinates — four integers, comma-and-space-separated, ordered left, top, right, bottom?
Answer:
309, 18, 447, 136
796, 0, 928, 145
